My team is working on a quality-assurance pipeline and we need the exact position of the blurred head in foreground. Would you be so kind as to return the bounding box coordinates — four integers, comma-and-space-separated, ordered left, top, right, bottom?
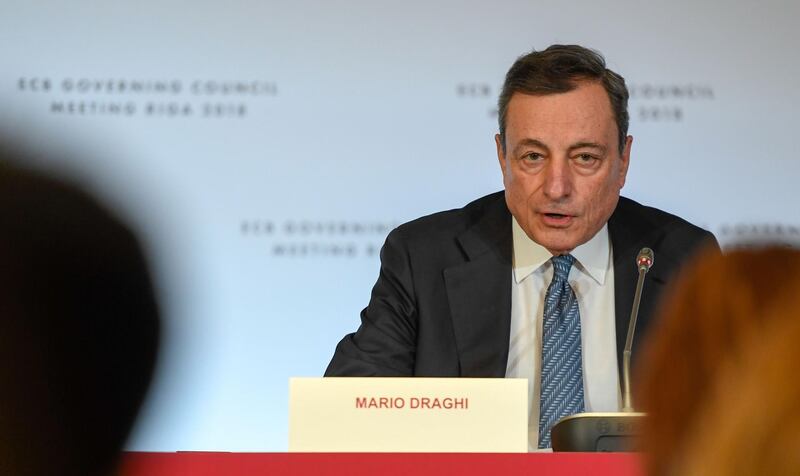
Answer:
675, 304, 800, 476
636, 246, 800, 476
0, 150, 160, 476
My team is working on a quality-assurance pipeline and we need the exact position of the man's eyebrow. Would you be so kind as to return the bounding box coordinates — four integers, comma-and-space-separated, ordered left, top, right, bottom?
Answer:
569, 141, 607, 153
513, 138, 550, 155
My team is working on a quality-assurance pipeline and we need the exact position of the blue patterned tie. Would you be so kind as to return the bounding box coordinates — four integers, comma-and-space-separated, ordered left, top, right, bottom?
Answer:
538, 254, 584, 448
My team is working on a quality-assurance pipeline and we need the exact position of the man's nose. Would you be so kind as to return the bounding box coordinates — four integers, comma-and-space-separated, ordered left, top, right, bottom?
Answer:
543, 158, 573, 200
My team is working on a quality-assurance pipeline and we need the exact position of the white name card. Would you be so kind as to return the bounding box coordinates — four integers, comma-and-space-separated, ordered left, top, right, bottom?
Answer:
288, 377, 527, 452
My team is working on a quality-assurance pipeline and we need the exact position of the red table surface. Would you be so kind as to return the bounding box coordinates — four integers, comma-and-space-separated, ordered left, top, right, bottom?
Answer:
120, 452, 643, 476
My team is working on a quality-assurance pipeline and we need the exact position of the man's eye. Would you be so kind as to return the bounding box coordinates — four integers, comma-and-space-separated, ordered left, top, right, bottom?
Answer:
575, 153, 597, 164
523, 152, 543, 161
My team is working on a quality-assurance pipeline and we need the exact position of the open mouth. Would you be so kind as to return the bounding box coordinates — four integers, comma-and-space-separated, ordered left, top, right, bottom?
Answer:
541, 213, 573, 226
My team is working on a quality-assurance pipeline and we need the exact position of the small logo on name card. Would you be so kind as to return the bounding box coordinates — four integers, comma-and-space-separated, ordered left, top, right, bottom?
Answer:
597, 419, 611, 435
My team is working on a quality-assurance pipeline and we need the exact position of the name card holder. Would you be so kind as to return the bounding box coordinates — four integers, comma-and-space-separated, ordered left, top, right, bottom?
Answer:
289, 377, 527, 452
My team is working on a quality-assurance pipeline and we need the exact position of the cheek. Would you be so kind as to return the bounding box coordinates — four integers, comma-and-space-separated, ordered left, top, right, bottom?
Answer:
505, 177, 534, 220
508, 176, 537, 207
590, 168, 621, 196
507, 168, 537, 194
585, 177, 622, 218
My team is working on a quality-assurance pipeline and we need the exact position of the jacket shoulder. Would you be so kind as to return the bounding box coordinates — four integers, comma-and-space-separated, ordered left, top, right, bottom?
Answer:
390, 191, 506, 243
612, 196, 719, 258
615, 196, 708, 233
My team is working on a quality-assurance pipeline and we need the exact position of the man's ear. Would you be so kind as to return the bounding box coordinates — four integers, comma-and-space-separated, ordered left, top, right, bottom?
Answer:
495, 133, 507, 177
618, 135, 633, 189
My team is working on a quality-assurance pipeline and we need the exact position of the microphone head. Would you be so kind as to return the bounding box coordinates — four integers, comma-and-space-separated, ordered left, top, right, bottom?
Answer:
636, 247, 654, 272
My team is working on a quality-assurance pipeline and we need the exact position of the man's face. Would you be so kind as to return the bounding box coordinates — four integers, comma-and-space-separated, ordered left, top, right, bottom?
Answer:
496, 81, 632, 255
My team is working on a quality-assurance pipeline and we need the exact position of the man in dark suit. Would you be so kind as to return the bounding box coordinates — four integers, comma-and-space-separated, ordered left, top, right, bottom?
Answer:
325, 45, 716, 447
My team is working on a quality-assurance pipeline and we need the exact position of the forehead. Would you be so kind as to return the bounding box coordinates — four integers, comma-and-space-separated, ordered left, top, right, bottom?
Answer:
505, 81, 617, 146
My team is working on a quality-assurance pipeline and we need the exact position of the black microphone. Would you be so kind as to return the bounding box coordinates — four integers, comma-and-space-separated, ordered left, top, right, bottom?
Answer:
550, 247, 653, 452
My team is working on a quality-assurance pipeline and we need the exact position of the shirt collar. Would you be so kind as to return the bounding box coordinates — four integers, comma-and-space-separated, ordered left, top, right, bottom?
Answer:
512, 217, 610, 285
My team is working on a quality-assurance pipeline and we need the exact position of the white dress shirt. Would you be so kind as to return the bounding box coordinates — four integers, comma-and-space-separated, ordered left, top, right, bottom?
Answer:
505, 217, 621, 451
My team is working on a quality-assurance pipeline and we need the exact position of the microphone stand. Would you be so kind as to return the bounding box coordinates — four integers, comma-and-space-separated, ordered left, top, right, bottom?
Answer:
622, 249, 652, 412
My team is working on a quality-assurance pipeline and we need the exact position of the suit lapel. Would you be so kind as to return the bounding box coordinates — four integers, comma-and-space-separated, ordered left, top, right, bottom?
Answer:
444, 196, 512, 377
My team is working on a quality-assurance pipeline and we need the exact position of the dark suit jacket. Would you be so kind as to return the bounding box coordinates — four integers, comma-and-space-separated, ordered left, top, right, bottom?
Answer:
325, 191, 717, 377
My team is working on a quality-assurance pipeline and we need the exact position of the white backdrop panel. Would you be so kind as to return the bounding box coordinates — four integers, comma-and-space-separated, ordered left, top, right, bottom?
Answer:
1, 0, 798, 450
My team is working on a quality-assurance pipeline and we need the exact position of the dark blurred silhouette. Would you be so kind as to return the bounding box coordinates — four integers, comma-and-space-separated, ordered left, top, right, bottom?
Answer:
0, 147, 160, 476
636, 246, 800, 476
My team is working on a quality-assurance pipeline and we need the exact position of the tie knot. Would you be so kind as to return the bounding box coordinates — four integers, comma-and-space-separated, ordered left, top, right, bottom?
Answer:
551, 254, 575, 281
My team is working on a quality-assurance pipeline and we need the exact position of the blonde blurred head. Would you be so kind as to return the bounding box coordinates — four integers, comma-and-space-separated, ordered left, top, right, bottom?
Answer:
636, 246, 800, 476
676, 305, 800, 476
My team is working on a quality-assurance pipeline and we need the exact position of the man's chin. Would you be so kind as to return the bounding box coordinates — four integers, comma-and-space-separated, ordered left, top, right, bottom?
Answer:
530, 233, 579, 256
545, 247, 574, 256
539, 241, 577, 256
